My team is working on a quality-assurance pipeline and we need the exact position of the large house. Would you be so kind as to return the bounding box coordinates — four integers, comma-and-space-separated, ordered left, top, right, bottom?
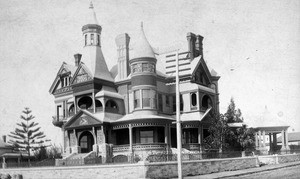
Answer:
49, 3, 220, 164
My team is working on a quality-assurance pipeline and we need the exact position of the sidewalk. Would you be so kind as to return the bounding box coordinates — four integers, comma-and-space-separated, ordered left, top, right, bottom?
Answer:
183, 161, 300, 179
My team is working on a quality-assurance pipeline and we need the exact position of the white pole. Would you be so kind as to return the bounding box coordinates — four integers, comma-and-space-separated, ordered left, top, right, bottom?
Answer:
176, 50, 183, 179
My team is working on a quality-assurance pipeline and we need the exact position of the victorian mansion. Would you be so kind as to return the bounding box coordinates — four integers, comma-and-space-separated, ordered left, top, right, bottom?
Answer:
49, 3, 220, 163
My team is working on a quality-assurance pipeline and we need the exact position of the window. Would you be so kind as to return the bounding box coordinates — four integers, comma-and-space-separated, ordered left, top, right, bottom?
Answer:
132, 64, 138, 73
97, 35, 100, 46
202, 95, 212, 109
180, 94, 183, 111
183, 128, 198, 144
158, 94, 163, 112
85, 34, 87, 46
191, 93, 197, 110
140, 131, 153, 143
142, 63, 148, 72
166, 95, 170, 107
172, 95, 183, 112
151, 90, 157, 109
134, 90, 140, 108
142, 89, 151, 107
90, 34, 94, 45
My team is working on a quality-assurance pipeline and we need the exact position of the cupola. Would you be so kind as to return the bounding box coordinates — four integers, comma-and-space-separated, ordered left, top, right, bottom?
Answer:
82, 2, 102, 47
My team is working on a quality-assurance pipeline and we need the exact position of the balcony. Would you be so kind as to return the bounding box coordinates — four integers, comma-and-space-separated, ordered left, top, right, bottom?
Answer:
52, 115, 65, 127
113, 143, 167, 153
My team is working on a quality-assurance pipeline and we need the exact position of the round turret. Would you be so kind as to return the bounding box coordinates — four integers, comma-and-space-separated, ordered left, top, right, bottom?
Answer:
130, 23, 157, 113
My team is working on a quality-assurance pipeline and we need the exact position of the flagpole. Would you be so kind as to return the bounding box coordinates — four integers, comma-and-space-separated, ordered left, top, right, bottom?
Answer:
175, 50, 182, 179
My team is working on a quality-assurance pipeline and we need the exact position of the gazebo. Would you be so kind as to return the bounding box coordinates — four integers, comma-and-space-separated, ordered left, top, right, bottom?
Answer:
249, 107, 290, 154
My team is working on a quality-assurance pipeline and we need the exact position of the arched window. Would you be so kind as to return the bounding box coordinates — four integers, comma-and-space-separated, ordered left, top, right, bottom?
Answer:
95, 99, 103, 112
78, 96, 93, 112
105, 100, 118, 113
69, 104, 75, 116
202, 95, 212, 109
191, 93, 197, 110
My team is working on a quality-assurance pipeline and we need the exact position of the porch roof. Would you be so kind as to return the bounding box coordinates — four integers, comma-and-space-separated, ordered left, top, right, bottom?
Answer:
113, 112, 175, 123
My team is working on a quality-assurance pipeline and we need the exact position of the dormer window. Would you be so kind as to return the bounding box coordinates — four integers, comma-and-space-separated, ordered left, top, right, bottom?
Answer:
60, 75, 70, 88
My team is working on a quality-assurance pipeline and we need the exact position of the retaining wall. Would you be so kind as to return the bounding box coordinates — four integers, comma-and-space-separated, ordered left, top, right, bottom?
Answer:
1, 154, 300, 179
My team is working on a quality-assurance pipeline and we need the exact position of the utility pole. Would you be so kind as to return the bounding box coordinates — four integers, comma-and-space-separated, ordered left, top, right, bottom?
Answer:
158, 44, 183, 179
175, 50, 183, 179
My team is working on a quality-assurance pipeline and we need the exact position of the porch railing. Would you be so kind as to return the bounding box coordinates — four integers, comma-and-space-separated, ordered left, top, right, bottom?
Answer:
113, 143, 167, 152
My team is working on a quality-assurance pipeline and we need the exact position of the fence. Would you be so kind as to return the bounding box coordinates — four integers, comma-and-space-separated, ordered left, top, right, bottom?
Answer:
4, 149, 300, 168
6, 159, 56, 168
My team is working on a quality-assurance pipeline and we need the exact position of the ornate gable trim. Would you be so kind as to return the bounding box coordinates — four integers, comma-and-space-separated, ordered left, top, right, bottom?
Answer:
71, 63, 93, 85
191, 57, 212, 85
64, 110, 102, 129
49, 62, 72, 94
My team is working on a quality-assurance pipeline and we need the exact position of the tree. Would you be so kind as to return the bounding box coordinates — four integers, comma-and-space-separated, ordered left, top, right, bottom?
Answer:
225, 98, 243, 123
236, 125, 255, 151
8, 107, 50, 157
204, 113, 233, 152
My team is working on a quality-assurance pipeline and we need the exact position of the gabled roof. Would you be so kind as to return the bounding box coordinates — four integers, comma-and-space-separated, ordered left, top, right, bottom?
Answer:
70, 63, 93, 84
64, 109, 123, 129
49, 62, 77, 94
64, 110, 103, 129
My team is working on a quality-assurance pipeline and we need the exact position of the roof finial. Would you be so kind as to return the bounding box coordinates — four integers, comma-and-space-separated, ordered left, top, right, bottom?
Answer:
89, 1, 94, 9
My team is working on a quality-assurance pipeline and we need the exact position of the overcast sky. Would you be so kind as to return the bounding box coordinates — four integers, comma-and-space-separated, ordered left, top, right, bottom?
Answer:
0, 0, 299, 145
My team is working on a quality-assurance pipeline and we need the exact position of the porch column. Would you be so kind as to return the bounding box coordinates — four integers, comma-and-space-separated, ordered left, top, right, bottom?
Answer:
164, 124, 168, 144
61, 128, 65, 154
64, 100, 68, 117
269, 133, 272, 152
129, 124, 133, 152
168, 125, 172, 147
198, 125, 202, 152
92, 92, 96, 113
258, 131, 262, 148
281, 130, 286, 150
262, 131, 266, 148
255, 132, 259, 149
273, 133, 277, 148
285, 130, 290, 150
2, 157, 6, 169
74, 97, 78, 113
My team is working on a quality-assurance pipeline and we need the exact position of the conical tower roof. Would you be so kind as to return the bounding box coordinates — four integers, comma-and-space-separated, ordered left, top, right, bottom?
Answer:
86, 2, 99, 25
131, 23, 155, 60
80, 2, 113, 82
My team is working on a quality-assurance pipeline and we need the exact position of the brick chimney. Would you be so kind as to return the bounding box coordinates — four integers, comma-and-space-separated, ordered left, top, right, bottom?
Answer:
187, 32, 196, 59
195, 35, 204, 57
74, 53, 82, 66
115, 33, 130, 80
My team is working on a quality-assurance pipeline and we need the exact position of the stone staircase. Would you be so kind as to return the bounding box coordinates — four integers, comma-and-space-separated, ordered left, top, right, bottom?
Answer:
56, 152, 101, 166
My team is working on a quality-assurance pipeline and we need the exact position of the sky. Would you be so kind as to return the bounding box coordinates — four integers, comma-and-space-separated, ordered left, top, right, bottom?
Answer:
0, 0, 299, 145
